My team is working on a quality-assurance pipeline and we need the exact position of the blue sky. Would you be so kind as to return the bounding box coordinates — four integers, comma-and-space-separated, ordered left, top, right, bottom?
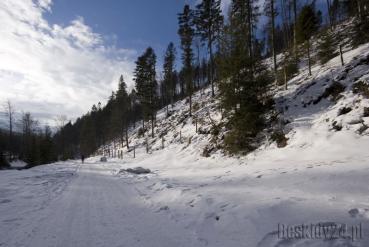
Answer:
45, 0, 198, 67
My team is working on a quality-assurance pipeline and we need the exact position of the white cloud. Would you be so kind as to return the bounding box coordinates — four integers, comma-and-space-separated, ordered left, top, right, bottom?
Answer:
37, 0, 52, 11
0, 0, 136, 125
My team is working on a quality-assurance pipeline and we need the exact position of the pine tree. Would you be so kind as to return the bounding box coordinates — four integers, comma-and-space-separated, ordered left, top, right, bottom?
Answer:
229, 0, 259, 74
21, 112, 35, 164
351, 0, 369, 47
134, 47, 158, 137
326, 0, 333, 28
292, 0, 298, 57
317, 30, 338, 64
178, 4, 195, 116
163, 42, 176, 113
116, 75, 129, 148
80, 116, 97, 156
264, 0, 278, 75
40, 126, 55, 164
218, 0, 271, 153
128, 89, 140, 129
195, 0, 223, 97
296, 4, 319, 76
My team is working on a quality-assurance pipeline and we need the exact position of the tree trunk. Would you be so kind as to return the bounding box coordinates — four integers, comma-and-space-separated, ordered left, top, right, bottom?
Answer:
209, 40, 215, 97
326, 0, 333, 28
293, 0, 297, 58
189, 94, 192, 117
9, 114, 12, 154
357, 0, 362, 19
151, 114, 154, 138
271, 0, 277, 79
125, 128, 129, 149
196, 42, 201, 90
307, 40, 312, 76
284, 65, 288, 90
247, 0, 254, 73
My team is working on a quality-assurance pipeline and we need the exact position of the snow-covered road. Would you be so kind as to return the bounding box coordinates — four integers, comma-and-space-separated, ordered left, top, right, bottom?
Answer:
1, 160, 201, 247
2, 147, 369, 247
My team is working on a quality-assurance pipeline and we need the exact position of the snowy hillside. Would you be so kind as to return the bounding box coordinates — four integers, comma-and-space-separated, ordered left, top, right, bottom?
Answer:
2, 41, 369, 247
96, 41, 369, 246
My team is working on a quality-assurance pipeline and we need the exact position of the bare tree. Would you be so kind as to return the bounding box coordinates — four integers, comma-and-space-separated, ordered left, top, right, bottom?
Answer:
54, 115, 68, 131
3, 100, 15, 152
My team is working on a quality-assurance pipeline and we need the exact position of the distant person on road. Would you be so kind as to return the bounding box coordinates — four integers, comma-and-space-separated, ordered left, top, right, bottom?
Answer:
81, 154, 85, 164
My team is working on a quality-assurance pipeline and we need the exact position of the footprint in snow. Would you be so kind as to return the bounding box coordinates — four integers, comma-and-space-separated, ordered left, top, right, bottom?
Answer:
187, 199, 195, 207
256, 175, 263, 178
204, 212, 219, 221
3, 218, 22, 223
155, 205, 169, 213
219, 203, 229, 211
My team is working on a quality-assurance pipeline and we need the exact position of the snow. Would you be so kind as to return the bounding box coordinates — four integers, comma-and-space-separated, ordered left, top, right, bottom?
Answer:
10, 159, 27, 168
2, 26, 369, 247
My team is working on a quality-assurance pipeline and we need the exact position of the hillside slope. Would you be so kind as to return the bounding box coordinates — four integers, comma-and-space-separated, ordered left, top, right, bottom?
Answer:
93, 42, 369, 246
2, 40, 369, 247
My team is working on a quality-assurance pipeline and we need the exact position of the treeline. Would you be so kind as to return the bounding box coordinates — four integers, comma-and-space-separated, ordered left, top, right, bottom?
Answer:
2, 0, 369, 167
0, 104, 56, 168
53, 57, 212, 159
54, 0, 369, 158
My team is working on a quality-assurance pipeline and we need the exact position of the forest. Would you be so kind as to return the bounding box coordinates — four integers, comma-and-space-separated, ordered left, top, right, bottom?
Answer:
1, 0, 368, 168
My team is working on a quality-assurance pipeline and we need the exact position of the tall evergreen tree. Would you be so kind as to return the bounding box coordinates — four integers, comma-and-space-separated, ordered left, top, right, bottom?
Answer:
296, 4, 319, 76
116, 75, 130, 148
292, 0, 298, 57
128, 89, 140, 129
40, 126, 55, 164
178, 4, 195, 116
229, 0, 259, 75
21, 112, 39, 165
163, 42, 176, 113
317, 30, 338, 64
195, 0, 223, 97
218, 0, 271, 153
134, 47, 158, 137
80, 115, 97, 156
264, 0, 278, 75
